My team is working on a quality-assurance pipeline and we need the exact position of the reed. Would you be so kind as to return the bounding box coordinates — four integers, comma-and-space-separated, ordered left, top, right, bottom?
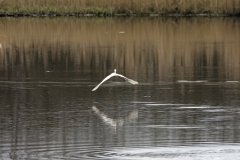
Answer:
0, 0, 239, 16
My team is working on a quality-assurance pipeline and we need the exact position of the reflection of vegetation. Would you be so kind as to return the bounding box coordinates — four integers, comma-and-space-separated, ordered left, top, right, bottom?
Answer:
0, 18, 239, 82
0, 0, 239, 16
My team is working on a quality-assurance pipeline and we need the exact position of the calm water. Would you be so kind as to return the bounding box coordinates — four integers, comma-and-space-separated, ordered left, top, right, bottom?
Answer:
0, 17, 240, 159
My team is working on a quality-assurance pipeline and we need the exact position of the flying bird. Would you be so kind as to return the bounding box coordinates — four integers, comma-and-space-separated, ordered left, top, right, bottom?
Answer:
92, 69, 138, 91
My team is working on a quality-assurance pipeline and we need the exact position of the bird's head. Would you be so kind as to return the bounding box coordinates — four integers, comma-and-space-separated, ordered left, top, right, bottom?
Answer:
114, 69, 116, 73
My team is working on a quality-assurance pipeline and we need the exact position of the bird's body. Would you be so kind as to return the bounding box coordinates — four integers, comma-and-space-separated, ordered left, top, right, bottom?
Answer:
92, 69, 138, 91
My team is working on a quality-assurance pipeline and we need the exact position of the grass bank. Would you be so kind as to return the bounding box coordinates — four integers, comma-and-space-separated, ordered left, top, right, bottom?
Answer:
0, 0, 240, 16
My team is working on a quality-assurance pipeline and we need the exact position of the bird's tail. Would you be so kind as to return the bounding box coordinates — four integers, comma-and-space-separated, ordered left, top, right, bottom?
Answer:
126, 78, 138, 84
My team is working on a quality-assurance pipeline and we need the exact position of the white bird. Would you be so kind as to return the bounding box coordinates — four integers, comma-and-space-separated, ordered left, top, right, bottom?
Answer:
92, 69, 138, 91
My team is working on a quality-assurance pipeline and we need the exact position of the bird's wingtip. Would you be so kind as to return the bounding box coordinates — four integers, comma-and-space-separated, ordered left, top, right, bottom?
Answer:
127, 79, 138, 85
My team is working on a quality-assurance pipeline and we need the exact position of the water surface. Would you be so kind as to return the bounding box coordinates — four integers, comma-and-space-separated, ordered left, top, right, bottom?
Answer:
0, 17, 240, 159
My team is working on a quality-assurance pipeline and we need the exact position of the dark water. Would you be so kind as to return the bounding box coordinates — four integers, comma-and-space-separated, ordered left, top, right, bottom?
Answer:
0, 17, 240, 159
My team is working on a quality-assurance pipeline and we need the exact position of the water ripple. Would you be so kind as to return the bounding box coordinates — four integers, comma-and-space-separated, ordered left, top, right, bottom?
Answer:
1, 143, 120, 160
113, 144, 240, 160
2, 143, 240, 160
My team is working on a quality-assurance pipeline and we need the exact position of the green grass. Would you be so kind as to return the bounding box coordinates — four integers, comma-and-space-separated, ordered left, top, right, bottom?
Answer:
0, 0, 239, 16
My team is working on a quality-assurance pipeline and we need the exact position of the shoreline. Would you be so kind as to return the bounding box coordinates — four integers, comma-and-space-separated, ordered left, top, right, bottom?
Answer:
0, 0, 239, 18
0, 13, 238, 18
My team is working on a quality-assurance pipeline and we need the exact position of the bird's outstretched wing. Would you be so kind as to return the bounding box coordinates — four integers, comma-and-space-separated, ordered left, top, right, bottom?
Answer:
116, 74, 138, 84
92, 73, 115, 91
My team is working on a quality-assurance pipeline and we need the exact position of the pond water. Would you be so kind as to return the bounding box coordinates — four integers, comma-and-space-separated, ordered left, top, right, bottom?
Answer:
0, 17, 240, 159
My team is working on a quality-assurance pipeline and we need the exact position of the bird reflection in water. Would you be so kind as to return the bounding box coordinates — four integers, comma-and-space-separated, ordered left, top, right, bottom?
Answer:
92, 106, 138, 131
